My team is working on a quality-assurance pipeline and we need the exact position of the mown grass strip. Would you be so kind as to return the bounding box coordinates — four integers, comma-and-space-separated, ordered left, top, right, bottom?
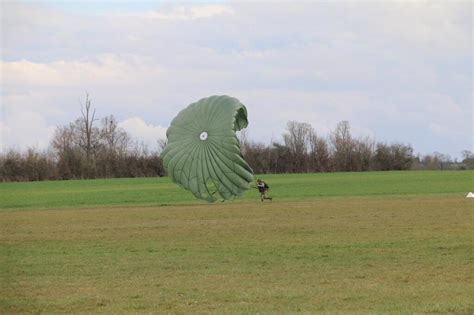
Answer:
1, 170, 472, 210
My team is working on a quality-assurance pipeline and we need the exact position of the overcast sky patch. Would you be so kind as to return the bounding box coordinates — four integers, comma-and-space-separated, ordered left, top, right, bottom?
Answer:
1, 1, 472, 158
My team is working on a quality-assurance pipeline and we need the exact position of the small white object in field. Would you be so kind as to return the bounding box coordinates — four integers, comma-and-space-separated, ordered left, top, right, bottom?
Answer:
466, 192, 474, 198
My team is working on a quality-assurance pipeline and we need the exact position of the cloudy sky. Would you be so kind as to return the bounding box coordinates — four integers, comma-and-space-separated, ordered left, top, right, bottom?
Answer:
1, 1, 472, 158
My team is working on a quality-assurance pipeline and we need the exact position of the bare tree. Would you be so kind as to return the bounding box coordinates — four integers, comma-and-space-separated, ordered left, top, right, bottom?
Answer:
354, 136, 374, 171
157, 138, 168, 154
237, 129, 249, 156
243, 141, 271, 174
283, 121, 312, 172
374, 142, 413, 170
78, 93, 99, 163
330, 121, 355, 171
53, 93, 102, 178
309, 128, 330, 172
391, 143, 413, 170
97, 115, 131, 177
100, 115, 130, 154
461, 150, 474, 169
51, 125, 83, 178
374, 142, 391, 170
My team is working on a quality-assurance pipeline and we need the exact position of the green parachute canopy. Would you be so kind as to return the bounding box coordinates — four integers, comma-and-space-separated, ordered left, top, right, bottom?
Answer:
161, 95, 254, 202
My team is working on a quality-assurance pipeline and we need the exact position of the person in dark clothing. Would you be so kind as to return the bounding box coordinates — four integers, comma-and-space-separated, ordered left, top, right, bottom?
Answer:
256, 178, 272, 202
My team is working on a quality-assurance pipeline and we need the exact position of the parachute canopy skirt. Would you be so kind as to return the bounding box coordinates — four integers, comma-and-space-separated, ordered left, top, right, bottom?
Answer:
161, 95, 254, 202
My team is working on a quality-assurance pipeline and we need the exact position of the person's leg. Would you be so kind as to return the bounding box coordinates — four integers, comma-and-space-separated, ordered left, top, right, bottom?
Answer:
262, 190, 271, 201
265, 191, 272, 201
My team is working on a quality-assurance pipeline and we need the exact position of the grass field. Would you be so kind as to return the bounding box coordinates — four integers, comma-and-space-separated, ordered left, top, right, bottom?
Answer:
1, 171, 473, 313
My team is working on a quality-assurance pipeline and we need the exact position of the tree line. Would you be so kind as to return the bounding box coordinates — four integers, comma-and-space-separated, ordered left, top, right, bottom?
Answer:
1, 95, 164, 182
1, 98, 473, 182
241, 120, 473, 174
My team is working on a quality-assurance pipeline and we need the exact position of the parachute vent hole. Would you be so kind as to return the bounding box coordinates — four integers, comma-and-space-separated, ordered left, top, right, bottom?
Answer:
200, 132, 208, 141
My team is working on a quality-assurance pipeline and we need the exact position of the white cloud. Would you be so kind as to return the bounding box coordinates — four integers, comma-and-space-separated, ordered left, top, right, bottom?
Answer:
429, 123, 463, 137
118, 117, 167, 149
1, 54, 164, 88
141, 5, 234, 20
0, 110, 55, 151
235, 89, 372, 140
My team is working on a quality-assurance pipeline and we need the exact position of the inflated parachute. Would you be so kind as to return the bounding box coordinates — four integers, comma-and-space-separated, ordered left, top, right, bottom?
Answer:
161, 95, 254, 202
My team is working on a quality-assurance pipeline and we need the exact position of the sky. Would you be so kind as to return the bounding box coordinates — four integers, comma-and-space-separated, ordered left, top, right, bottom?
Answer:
1, 0, 472, 159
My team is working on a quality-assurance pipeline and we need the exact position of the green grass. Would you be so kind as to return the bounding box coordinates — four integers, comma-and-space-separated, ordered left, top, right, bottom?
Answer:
0, 170, 472, 210
1, 171, 473, 314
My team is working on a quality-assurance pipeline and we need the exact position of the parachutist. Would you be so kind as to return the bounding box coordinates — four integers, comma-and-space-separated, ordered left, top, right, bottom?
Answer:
256, 178, 272, 202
